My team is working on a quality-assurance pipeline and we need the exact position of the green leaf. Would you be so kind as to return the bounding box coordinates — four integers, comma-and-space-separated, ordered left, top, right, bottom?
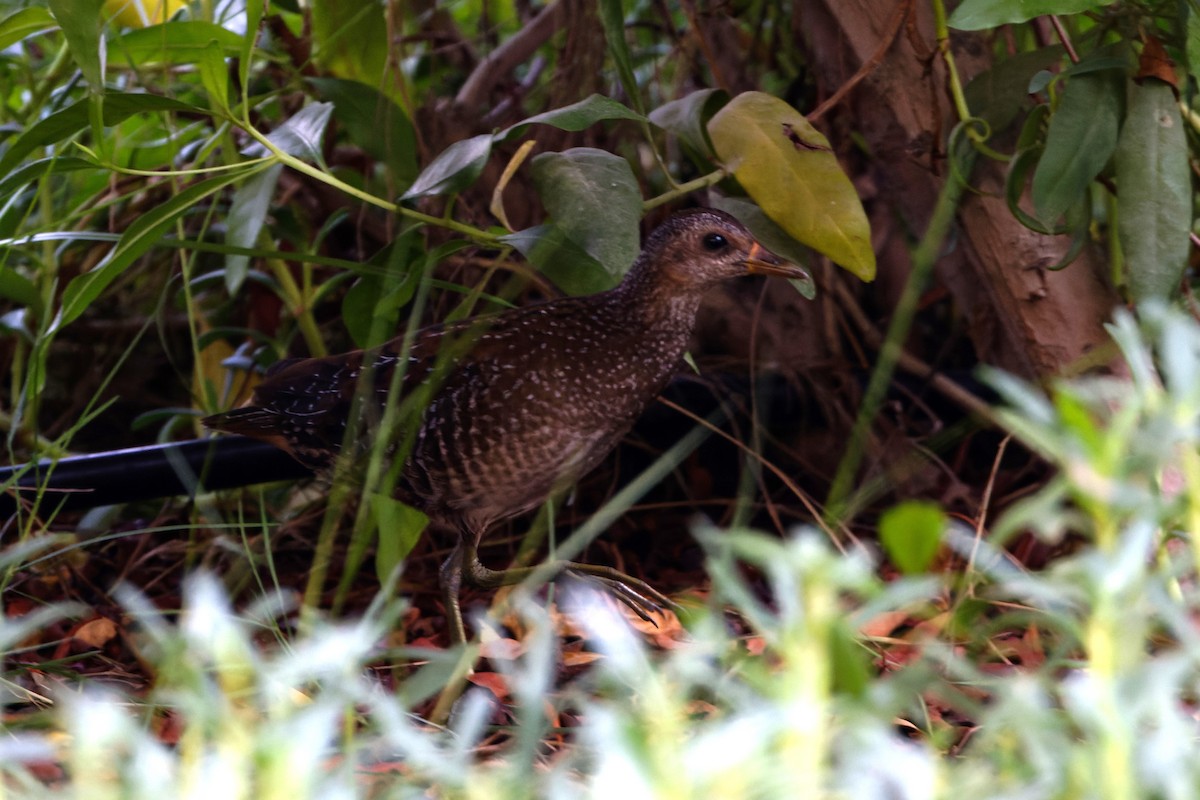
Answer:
828, 620, 871, 698
400, 133, 492, 201
879, 500, 945, 575
0, 6, 58, 52
198, 38, 229, 111
708, 91, 875, 281
0, 156, 99, 205
58, 163, 271, 329
710, 196, 816, 299
260, 102, 333, 162
239, 0, 264, 95
0, 268, 42, 315
501, 94, 646, 140
48, 0, 106, 92
1116, 80, 1191, 300
949, 0, 1111, 30
1007, 149, 1058, 235
1030, 70, 1121, 227
963, 45, 1064, 135
648, 88, 727, 159
598, 0, 642, 114
373, 496, 427, 586
311, 0, 388, 88
501, 223, 612, 296
0, 92, 203, 178
225, 163, 282, 293
1188, 6, 1200, 89
107, 20, 243, 65
530, 147, 642, 282
343, 234, 422, 348
308, 77, 417, 182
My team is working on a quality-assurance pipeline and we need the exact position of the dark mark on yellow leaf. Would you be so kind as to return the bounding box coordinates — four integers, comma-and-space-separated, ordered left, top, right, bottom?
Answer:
782, 122, 830, 152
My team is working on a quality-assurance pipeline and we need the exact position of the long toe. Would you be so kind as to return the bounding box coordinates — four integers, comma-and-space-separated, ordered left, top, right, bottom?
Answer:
562, 562, 680, 608
563, 568, 676, 625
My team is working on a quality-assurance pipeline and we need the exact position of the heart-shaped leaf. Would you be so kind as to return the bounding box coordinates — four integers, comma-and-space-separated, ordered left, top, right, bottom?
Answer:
501, 223, 612, 296
963, 45, 1064, 135
530, 147, 642, 283
708, 91, 874, 281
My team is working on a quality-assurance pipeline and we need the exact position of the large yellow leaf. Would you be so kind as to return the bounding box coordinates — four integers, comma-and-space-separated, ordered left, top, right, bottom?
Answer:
708, 92, 875, 281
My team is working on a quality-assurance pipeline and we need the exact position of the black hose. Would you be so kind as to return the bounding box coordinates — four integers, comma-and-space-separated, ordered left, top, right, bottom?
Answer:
0, 437, 313, 519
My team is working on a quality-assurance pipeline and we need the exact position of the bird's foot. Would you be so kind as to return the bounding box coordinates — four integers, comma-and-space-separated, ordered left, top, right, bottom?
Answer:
561, 563, 679, 626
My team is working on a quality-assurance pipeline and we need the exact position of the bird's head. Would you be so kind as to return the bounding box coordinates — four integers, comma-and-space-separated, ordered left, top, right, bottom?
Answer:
637, 208, 811, 290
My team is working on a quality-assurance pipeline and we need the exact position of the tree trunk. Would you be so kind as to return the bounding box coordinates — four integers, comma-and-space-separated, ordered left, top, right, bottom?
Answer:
801, 0, 1119, 378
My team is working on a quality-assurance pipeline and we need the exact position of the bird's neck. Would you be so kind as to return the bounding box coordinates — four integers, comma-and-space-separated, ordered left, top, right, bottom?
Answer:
609, 259, 709, 337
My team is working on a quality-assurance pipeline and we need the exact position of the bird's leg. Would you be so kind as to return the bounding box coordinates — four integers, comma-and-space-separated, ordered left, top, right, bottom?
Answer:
459, 544, 679, 624
439, 540, 469, 644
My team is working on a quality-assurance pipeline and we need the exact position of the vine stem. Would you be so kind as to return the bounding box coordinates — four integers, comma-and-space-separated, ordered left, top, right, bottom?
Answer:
824, 136, 975, 523
643, 169, 727, 211
241, 123, 503, 244
930, 0, 974, 128
1048, 14, 1080, 64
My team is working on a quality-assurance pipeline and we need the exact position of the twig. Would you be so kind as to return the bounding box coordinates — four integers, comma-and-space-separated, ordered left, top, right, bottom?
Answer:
966, 434, 1011, 586
455, 2, 566, 110
1047, 14, 1079, 64
679, 0, 731, 93
809, 0, 913, 122
654, 396, 848, 553
825, 141, 975, 525
832, 282, 999, 426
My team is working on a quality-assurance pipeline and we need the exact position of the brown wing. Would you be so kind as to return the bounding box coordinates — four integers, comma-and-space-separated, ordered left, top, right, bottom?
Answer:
201, 318, 498, 471
202, 349, 369, 470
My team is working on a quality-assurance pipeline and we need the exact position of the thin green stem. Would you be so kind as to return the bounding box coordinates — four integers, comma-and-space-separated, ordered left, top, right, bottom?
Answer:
73, 143, 275, 177
931, 0, 972, 124
824, 142, 975, 524
931, 0, 997, 153
241, 124, 501, 243
643, 169, 727, 211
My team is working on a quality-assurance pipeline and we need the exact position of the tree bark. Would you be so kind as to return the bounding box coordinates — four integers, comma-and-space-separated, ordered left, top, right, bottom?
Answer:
801, 0, 1119, 378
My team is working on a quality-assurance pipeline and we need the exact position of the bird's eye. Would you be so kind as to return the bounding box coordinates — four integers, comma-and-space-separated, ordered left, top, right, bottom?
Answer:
702, 233, 728, 251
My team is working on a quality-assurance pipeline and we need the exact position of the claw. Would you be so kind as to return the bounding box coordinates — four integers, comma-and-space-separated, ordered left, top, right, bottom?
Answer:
562, 567, 678, 627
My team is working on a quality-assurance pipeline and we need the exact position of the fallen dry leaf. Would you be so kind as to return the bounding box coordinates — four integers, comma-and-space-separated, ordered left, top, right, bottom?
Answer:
468, 671, 511, 701
479, 636, 525, 661
561, 650, 604, 667
73, 617, 118, 649
859, 610, 910, 639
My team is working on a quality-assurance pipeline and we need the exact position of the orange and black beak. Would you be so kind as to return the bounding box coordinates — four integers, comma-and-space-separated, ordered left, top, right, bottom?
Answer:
743, 242, 811, 281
